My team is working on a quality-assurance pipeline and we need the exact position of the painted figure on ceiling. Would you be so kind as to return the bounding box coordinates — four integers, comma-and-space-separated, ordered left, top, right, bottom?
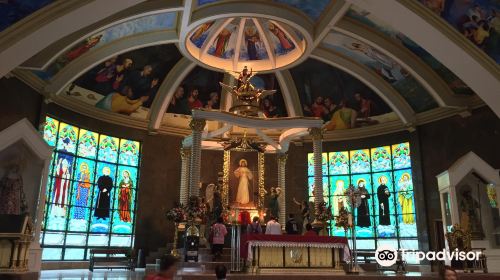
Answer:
214, 28, 232, 58
268, 22, 293, 53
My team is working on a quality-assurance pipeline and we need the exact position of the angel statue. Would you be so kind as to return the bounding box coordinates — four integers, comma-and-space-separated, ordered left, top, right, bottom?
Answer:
219, 66, 276, 116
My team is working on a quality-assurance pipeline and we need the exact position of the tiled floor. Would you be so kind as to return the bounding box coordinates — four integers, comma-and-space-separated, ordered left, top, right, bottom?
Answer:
37, 269, 500, 280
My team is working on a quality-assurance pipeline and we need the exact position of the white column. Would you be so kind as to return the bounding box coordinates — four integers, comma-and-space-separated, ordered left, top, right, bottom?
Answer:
179, 147, 191, 205
188, 119, 206, 197
277, 153, 288, 229
310, 128, 324, 221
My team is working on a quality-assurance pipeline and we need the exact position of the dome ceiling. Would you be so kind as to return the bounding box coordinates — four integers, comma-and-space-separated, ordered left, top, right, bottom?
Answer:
4, 0, 498, 140
185, 17, 307, 72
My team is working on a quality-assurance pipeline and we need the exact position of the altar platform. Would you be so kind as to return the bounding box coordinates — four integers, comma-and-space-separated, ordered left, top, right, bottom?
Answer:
241, 234, 349, 271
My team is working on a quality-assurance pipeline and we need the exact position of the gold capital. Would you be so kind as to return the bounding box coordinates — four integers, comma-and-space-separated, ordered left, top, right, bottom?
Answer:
189, 119, 206, 132
309, 127, 323, 140
180, 148, 191, 159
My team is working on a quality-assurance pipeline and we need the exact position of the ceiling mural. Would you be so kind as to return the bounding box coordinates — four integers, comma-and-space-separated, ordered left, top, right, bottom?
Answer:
290, 59, 396, 130
325, 32, 438, 113
346, 6, 474, 96
66, 44, 183, 119
419, 0, 499, 64
34, 12, 177, 81
185, 17, 306, 72
273, 0, 331, 20
167, 66, 224, 115
0, 0, 53, 32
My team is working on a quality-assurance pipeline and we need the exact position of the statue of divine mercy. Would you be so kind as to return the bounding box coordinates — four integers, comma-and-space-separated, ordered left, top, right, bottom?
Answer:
234, 159, 253, 205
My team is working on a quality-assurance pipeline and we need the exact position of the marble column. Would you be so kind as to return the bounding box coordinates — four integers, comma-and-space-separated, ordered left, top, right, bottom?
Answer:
277, 153, 288, 229
179, 147, 191, 205
188, 119, 206, 197
310, 128, 323, 219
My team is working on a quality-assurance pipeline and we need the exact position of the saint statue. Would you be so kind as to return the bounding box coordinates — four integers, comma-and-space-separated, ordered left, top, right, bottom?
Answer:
205, 183, 216, 211
0, 164, 28, 215
234, 159, 253, 205
377, 176, 391, 225
94, 167, 113, 219
356, 179, 371, 227
460, 190, 484, 237
397, 173, 415, 224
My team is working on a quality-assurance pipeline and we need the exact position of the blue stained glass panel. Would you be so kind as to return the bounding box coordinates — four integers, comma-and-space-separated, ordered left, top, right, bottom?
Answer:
98, 135, 119, 163
372, 172, 395, 217
371, 146, 391, 172
392, 142, 411, 169
111, 210, 134, 234
56, 123, 78, 154
64, 248, 85, 260
376, 215, 397, 238
117, 166, 138, 187
43, 117, 59, 146
307, 153, 314, 177
330, 176, 350, 215
119, 139, 140, 166
328, 151, 349, 175
75, 158, 96, 184
65, 233, 87, 246
350, 149, 370, 173
110, 235, 132, 247
394, 169, 415, 215
322, 152, 328, 176
42, 248, 62, 260
77, 129, 98, 159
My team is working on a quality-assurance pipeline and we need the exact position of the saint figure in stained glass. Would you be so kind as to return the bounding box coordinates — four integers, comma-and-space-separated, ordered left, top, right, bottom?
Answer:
377, 175, 391, 225
73, 162, 91, 219
332, 179, 349, 215
52, 156, 72, 217
94, 167, 113, 219
118, 170, 133, 222
398, 172, 414, 224
43, 117, 59, 146
356, 179, 371, 227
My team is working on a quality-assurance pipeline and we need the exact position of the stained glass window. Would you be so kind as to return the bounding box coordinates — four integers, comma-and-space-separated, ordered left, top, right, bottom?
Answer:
307, 142, 418, 263
41, 116, 141, 261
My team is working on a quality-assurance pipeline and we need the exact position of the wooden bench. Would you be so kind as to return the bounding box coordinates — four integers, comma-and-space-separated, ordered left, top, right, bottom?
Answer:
89, 248, 135, 271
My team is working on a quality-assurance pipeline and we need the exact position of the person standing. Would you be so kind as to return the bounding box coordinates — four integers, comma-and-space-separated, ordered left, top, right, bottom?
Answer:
285, 214, 300, 235
211, 217, 228, 260
247, 216, 262, 234
265, 216, 282, 235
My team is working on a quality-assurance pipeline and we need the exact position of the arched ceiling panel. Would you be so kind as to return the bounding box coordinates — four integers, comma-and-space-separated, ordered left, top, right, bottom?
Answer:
344, 5, 475, 96
289, 57, 400, 129
323, 32, 438, 113
0, 0, 54, 32
58, 44, 183, 120
418, 0, 499, 64
32, 12, 178, 81
0, 0, 147, 78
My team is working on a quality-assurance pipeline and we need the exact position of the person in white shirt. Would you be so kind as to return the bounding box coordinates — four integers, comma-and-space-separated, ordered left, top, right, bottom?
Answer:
265, 216, 282, 235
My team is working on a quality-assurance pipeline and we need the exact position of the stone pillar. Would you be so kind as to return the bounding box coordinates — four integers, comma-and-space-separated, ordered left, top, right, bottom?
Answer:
188, 119, 206, 197
310, 128, 323, 218
179, 147, 191, 205
277, 153, 288, 229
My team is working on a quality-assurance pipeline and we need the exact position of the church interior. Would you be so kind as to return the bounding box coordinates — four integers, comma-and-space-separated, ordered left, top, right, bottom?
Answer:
0, 0, 499, 279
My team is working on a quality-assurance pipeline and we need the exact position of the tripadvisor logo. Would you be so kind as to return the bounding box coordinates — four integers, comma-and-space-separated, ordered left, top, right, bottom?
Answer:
375, 245, 482, 266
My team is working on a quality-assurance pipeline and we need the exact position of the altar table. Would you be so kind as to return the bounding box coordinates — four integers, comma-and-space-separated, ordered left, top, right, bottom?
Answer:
241, 234, 350, 269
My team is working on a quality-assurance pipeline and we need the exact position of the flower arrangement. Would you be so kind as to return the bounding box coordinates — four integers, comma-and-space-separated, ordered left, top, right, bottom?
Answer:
316, 201, 333, 222
184, 196, 203, 221
335, 207, 352, 230
166, 203, 185, 223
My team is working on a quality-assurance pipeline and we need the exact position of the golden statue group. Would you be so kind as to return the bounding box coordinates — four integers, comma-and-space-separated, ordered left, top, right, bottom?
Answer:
219, 66, 276, 116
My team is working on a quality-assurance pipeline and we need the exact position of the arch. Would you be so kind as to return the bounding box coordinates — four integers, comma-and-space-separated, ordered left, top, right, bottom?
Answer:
311, 47, 415, 126
149, 57, 197, 130
275, 70, 303, 117
0, 0, 147, 78
346, 0, 500, 117
20, 1, 184, 70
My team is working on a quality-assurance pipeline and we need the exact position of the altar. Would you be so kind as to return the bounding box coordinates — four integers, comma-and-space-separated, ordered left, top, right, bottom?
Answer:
241, 234, 349, 270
